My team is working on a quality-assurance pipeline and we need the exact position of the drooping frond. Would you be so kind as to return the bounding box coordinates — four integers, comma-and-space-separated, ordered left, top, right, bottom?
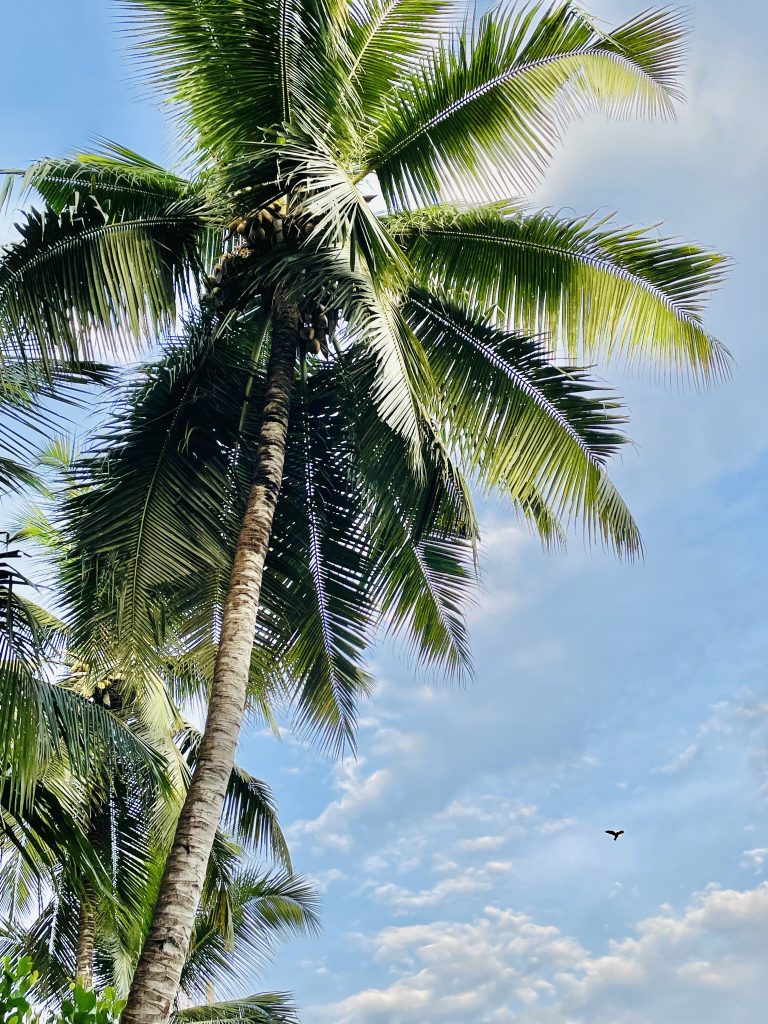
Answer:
392, 202, 731, 380
406, 287, 642, 555
263, 379, 376, 753
0, 886, 78, 1005
365, 2, 688, 207
60, 316, 246, 679
0, 191, 206, 368
0, 360, 113, 495
0, 780, 111, 903
266, 247, 430, 455
173, 994, 299, 1024
177, 727, 291, 867
0, 657, 164, 812
182, 861, 319, 1002
339, 358, 479, 673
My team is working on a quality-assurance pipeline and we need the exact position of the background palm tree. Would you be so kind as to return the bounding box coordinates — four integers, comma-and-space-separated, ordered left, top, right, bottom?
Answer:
0, 2, 729, 1020
1, 481, 316, 1023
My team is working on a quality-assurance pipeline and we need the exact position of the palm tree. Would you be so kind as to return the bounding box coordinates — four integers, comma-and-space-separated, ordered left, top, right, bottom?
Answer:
0, 2, 729, 1019
2, 489, 315, 1023
0, 544, 165, 907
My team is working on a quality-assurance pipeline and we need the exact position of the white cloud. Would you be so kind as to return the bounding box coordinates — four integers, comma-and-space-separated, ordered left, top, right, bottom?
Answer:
655, 742, 700, 775
538, 818, 577, 835
456, 835, 507, 852
652, 693, 768, 780
309, 868, 347, 893
314, 905, 585, 1023
288, 761, 393, 851
740, 849, 768, 875
315, 883, 768, 1024
373, 871, 496, 913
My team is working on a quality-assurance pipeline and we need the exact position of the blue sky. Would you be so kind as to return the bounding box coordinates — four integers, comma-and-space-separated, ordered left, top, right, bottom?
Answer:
3, 1, 768, 1021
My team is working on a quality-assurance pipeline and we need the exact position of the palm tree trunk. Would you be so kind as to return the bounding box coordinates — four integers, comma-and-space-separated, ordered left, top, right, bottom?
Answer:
75, 895, 95, 989
122, 305, 298, 1024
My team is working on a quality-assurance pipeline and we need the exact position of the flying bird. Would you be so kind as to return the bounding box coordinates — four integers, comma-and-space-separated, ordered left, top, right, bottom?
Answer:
605, 830, 624, 841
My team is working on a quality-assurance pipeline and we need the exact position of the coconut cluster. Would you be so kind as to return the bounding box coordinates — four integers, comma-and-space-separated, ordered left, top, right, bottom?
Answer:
298, 299, 341, 356
201, 198, 322, 315
200, 198, 346, 359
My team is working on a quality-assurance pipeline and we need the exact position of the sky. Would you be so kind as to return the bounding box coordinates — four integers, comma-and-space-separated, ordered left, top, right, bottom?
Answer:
2, 1, 768, 1022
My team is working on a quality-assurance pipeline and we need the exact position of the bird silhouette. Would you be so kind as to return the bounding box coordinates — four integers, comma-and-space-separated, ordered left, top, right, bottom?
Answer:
605, 830, 624, 841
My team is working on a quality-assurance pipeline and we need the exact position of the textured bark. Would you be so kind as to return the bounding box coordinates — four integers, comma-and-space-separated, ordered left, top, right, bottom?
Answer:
75, 896, 95, 989
122, 307, 298, 1024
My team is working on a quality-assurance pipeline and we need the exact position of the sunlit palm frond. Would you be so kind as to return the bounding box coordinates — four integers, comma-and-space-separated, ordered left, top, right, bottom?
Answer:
3, 140, 195, 217
366, 2, 688, 207
0, 360, 113, 495
392, 202, 730, 381
172, 993, 299, 1024
120, 0, 355, 158
347, 0, 460, 114
182, 864, 319, 1003
406, 287, 642, 556
0, 191, 206, 368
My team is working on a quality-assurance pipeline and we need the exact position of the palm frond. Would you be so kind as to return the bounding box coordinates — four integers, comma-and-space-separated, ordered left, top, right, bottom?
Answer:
264, 379, 375, 754
366, 2, 688, 207
0, 191, 206, 368
0, 779, 112, 903
173, 993, 299, 1024
0, 888, 78, 1006
347, 0, 459, 114
406, 287, 642, 556
177, 727, 290, 867
121, 0, 356, 159
59, 316, 245, 680
0, 658, 165, 812
0, 359, 113, 495
4, 141, 195, 216
392, 202, 730, 380
182, 864, 319, 1002
266, 248, 429, 454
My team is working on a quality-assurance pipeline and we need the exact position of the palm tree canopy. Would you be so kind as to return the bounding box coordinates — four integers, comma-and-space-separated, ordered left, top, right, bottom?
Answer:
0, 0, 729, 750
0, 2, 730, 1020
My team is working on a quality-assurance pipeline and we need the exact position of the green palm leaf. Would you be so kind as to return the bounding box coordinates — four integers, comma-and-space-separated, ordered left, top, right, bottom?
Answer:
393, 202, 731, 379
366, 2, 687, 206
3, 140, 195, 217
121, 0, 355, 158
347, 0, 459, 114
0, 191, 205, 368
172, 993, 299, 1024
182, 862, 319, 1001
406, 287, 642, 555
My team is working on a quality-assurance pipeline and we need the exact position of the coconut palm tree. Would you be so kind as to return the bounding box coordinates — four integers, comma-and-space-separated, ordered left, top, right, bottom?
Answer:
0, 2, 729, 1019
1, 489, 315, 1023
0, 541, 165, 902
